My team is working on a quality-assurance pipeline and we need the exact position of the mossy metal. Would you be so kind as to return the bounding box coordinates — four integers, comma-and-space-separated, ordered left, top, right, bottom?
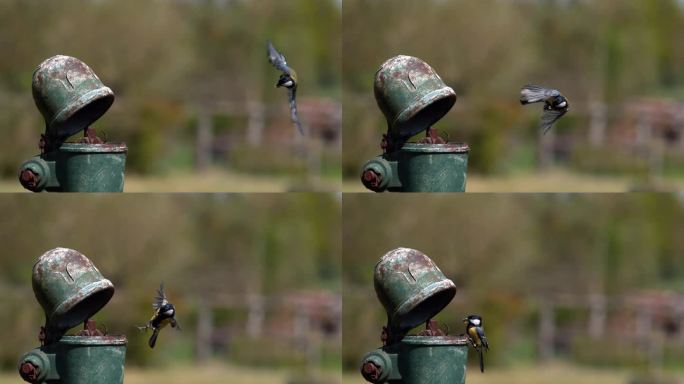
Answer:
362, 55, 469, 192
374, 248, 456, 333
362, 336, 469, 384
20, 143, 127, 192
19, 336, 126, 384
32, 248, 114, 336
32, 55, 114, 141
20, 55, 127, 192
362, 143, 469, 192
374, 55, 456, 140
20, 248, 126, 383
363, 248, 469, 384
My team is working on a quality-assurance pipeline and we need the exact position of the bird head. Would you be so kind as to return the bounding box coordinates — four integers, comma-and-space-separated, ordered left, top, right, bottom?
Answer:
160, 303, 175, 317
464, 314, 483, 327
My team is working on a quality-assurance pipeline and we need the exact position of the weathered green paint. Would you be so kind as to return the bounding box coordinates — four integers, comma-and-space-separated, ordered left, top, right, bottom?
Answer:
32, 55, 114, 141
362, 55, 469, 192
363, 248, 469, 383
32, 248, 114, 339
20, 248, 126, 384
361, 143, 469, 192
362, 336, 469, 384
19, 336, 127, 384
375, 55, 456, 140
19, 143, 127, 192
374, 248, 456, 332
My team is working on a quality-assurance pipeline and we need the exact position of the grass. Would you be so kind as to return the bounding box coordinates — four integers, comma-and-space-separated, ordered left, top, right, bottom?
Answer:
344, 168, 684, 192
2, 363, 340, 384
343, 361, 674, 384
2, 168, 341, 193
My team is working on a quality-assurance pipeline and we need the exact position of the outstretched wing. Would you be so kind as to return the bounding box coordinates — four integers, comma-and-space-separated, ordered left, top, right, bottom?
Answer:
153, 282, 168, 309
288, 87, 304, 135
521, 84, 561, 105
267, 40, 291, 75
540, 108, 567, 134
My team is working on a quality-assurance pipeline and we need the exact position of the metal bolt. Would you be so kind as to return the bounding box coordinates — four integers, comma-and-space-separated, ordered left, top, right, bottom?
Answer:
362, 169, 383, 190
19, 169, 40, 190
19, 361, 40, 382
361, 361, 382, 382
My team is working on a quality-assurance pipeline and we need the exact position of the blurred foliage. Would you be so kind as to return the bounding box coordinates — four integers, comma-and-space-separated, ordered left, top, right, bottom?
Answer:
0, 194, 341, 371
343, 0, 684, 179
0, 0, 340, 178
342, 194, 684, 372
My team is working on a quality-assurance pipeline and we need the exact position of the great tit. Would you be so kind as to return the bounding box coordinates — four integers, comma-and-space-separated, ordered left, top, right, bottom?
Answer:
138, 283, 180, 349
267, 40, 303, 135
464, 314, 489, 373
520, 84, 569, 134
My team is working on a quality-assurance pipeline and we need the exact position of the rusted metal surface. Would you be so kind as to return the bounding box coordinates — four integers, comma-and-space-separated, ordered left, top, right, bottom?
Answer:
19, 143, 127, 192
19, 169, 40, 191
362, 361, 383, 382
77, 127, 105, 144
374, 55, 456, 149
19, 361, 40, 382
417, 319, 446, 337
75, 319, 105, 337
32, 248, 114, 344
362, 56, 470, 192
362, 169, 383, 190
374, 248, 456, 344
32, 55, 114, 141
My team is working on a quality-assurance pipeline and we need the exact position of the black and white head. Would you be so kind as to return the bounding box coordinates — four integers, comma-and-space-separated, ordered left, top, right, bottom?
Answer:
160, 303, 175, 317
464, 314, 483, 327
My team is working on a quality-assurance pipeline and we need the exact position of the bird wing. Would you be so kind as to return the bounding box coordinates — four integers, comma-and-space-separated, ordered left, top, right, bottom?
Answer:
171, 318, 182, 331
267, 40, 291, 75
540, 108, 567, 134
153, 282, 168, 309
288, 87, 304, 135
521, 84, 561, 104
477, 327, 489, 351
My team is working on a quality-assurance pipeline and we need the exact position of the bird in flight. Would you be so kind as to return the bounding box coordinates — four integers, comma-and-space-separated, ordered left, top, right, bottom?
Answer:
138, 283, 180, 348
267, 40, 303, 135
520, 85, 569, 134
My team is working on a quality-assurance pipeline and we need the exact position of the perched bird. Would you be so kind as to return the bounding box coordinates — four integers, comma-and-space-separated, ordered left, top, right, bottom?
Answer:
464, 315, 489, 373
520, 85, 569, 134
267, 40, 303, 135
138, 283, 180, 348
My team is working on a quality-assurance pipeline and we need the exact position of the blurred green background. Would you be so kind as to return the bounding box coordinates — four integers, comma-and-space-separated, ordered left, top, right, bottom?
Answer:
0, 194, 341, 383
343, 194, 684, 383
344, 0, 684, 192
0, 0, 341, 192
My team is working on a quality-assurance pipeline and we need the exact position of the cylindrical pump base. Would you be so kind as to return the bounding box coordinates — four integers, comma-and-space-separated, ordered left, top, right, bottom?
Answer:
361, 143, 469, 193
19, 335, 127, 384
19, 142, 127, 192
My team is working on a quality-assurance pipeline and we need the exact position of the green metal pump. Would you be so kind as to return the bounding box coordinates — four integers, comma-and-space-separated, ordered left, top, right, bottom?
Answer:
361, 56, 469, 192
18, 55, 127, 192
361, 248, 469, 384
18, 248, 126, 384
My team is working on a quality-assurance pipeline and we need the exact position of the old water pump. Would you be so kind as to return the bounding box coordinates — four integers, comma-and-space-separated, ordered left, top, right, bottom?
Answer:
18, 248, 126, 384
361, 248, 469, 384
361, 56, 469, 192
18, 55, 127, 192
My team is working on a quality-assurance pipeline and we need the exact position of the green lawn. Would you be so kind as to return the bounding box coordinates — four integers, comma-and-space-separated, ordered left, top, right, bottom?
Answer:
3, 363, 340, 384
343, 362, 672, 384
345, 168, 684, 192
2, 168, 341, 193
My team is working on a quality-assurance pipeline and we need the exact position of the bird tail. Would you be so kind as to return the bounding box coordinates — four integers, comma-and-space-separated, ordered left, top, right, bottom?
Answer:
288, 87, 304, 135
520, 84, 548, 105
148, 328, 160, 349
479, 349, 485, 373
